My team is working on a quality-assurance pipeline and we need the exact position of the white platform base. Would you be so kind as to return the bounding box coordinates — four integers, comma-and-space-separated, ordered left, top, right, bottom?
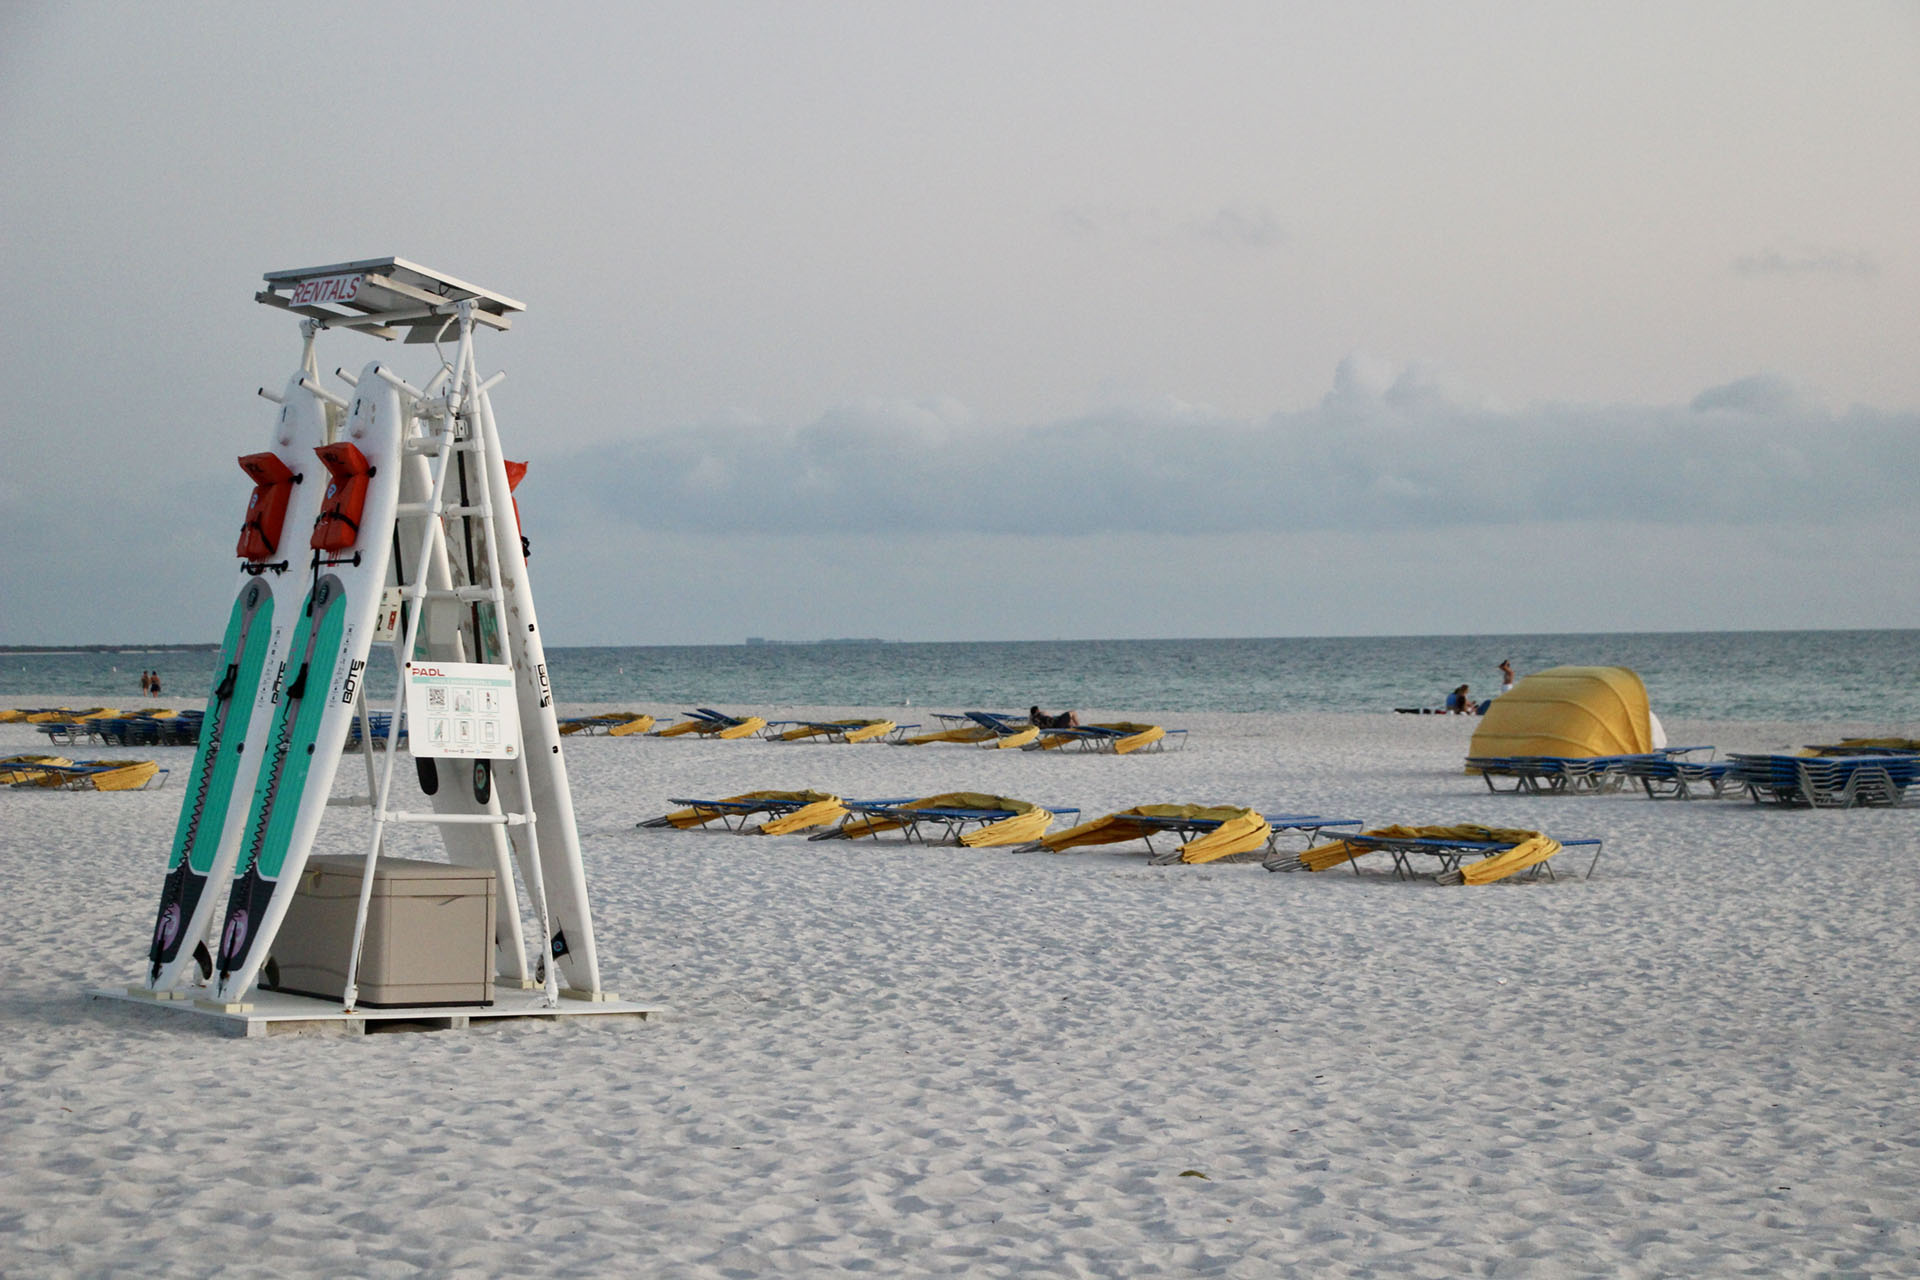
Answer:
91, 985, 660, 1038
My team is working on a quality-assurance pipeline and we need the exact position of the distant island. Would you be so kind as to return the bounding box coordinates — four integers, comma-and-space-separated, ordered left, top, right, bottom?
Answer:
0, 643, 219, 655
744, 637, 891, 646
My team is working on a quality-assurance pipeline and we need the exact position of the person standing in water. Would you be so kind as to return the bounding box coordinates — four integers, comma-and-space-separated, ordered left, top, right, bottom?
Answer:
1498, 659, 1514, 694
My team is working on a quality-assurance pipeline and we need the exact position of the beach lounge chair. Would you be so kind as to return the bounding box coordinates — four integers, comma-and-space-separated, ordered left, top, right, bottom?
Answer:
1727, 753, 1919, 808
1257, 814, 1366, 862
961, 711, 1039, 749
342, 710, 407, 750
559, 712, 655, 736
1267, 823, 1603, 882
1030, 722, 1184, 755
23, 707, 108, 724
654, 709, 768, 739
898, 724, 999, 746
7, 758, 168, 791
0, 754, 73, 784
771, 719, 907, 744
1467, 746, 1717, 795
34, 719, 88, 746
640, 790, 848, 835
896, 712, 1034, 747
80, 712, 194, 748
809, 792, 1074, 847
899, 716, 1012, 746
1802, 738, 1920, 756
1617, 754, 1739, 800
1465, 755, 1637, 794
1030, 805, 1275, 864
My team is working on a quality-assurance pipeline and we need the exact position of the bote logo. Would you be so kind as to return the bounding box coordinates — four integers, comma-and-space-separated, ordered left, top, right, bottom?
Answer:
340, 658, 365, 704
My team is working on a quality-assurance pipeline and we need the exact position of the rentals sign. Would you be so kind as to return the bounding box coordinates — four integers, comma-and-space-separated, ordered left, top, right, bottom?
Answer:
289, 273, 364, 307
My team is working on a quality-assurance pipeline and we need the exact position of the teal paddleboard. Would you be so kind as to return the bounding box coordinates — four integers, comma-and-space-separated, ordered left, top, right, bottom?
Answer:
146, 578, 276, 982
215, 574, 347, 985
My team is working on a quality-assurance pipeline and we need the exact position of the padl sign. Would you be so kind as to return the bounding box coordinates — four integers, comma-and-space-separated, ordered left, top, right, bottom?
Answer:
404, 661, 523, 759
289, 273, 364, 307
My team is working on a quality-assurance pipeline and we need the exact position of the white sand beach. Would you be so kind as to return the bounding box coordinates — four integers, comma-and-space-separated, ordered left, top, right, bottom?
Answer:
3, 700, 1917, 1276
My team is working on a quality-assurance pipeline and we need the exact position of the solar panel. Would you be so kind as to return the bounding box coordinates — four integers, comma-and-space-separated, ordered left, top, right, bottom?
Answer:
257, 257, 525, 342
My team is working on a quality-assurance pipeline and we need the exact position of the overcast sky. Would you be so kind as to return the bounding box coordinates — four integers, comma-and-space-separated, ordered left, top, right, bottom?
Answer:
3, 2, 1916, 644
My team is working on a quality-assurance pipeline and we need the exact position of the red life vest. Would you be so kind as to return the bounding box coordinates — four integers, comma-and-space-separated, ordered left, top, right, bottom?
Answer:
504, 460, 527, 544
235, 452, 296, 562
310, 442, 374, 552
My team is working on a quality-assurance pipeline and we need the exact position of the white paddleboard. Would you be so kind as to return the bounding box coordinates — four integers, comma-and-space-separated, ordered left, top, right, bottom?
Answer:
213, 359, 403, 1002
476, 383, 602, 995
146, 351, 336, 991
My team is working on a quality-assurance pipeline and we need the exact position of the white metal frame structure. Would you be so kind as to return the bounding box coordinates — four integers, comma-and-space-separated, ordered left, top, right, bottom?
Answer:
259, 260, 601, 1010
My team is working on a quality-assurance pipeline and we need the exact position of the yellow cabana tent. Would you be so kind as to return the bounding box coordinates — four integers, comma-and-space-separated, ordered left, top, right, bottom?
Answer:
1468, 666, 1656, 760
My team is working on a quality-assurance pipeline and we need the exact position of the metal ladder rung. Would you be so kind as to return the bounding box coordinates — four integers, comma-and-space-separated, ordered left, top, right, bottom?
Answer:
419, 585, 498, 603
381, 810, 529, 827
394, 501, 488, 519
403, 434, 479, 456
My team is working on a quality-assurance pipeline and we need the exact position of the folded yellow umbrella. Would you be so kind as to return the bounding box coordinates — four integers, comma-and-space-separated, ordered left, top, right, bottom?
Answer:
655, 790, 847, 834
1176, 810, 1273, 863
839, 792, 1049, 845
960, 805, 1051, 846
759, 796, 849, 835
1039, 805, 1259, 856
0, 754, 72, 783
1303, 824, 1561, 884
898, 726, 997, 745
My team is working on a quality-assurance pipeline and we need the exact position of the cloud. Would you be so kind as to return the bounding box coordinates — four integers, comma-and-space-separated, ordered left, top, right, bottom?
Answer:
1733, 244, 1879, 278
538, 360, 1920, 540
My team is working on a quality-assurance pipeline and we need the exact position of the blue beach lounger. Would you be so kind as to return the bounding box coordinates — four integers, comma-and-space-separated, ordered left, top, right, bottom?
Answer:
809, 793, 1078, 846
1268, 824, 1605, 882
1728, 753, 1919, 808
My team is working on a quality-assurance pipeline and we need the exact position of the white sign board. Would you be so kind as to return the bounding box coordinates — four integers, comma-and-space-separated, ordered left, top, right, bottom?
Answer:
404, 662, 522, 759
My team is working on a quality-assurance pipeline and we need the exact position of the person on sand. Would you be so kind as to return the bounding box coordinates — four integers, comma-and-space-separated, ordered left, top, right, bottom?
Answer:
1444, 684, 1472, 714
1028, 705, 1079, 729
1498, 659, 1514, 694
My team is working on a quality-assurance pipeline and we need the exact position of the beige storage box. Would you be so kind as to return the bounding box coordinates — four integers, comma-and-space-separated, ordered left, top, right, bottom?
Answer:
265, 855, 496, 1007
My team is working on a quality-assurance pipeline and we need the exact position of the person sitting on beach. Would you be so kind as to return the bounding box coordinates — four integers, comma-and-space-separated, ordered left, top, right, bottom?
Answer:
1029, 705, 1079, 729
1444, 684, 1472, 714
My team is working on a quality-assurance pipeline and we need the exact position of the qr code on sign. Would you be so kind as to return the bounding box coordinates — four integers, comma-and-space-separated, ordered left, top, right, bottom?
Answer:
428, 688, 447, 709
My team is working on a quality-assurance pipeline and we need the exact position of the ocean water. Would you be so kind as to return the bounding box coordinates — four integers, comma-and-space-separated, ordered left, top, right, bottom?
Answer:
6, 631, 1917, 725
